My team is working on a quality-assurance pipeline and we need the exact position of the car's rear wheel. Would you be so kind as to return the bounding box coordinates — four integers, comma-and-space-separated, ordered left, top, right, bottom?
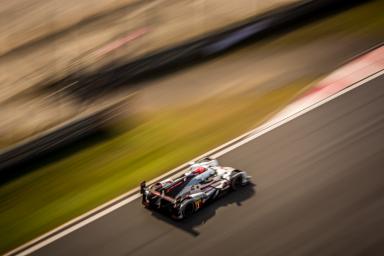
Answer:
182, 202, 195, 219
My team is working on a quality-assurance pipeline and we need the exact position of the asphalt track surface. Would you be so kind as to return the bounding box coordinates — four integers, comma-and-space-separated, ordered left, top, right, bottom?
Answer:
33, 74, 384, 256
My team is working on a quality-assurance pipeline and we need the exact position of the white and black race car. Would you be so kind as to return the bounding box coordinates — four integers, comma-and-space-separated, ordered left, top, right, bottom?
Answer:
140, 157, 250, 219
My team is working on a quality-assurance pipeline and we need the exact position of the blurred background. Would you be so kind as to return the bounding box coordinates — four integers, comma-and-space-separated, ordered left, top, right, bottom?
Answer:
0, 0, 297, 146
0, 0, 383, 254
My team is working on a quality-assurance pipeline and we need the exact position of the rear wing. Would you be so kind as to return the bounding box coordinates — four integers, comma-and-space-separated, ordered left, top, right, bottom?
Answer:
140, 181, 146, 194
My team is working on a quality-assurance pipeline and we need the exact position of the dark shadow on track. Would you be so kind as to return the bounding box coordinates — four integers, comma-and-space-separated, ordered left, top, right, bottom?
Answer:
149, 183, 256, 237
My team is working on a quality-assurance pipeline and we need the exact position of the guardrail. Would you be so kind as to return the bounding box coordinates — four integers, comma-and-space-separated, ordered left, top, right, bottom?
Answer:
0, 99, 127, 173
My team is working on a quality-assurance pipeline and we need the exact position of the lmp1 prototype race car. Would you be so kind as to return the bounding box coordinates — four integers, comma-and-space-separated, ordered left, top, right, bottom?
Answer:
140, 157, 250, 219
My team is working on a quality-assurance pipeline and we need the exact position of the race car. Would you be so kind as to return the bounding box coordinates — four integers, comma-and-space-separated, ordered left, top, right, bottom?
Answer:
140, 157, 250, 219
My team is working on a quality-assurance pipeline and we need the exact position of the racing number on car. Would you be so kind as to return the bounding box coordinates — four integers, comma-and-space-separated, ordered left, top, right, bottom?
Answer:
195, 199, 202, 209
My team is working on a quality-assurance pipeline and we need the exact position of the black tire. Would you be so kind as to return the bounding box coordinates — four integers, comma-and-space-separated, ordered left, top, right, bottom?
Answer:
182, 202, 195, 219
231, 175, 243, 191
144, 195, 157, 209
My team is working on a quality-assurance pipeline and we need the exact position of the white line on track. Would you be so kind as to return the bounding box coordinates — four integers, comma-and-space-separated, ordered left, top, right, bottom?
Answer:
6, 69, 384, 256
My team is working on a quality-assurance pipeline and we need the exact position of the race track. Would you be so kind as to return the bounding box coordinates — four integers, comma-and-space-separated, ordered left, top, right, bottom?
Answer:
33, 74, 384, 256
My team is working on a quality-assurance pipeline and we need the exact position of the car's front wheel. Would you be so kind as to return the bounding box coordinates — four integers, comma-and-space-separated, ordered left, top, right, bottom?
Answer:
230, 175, 243, 191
